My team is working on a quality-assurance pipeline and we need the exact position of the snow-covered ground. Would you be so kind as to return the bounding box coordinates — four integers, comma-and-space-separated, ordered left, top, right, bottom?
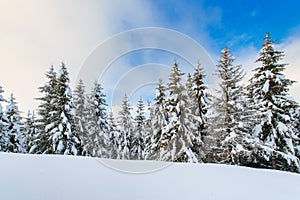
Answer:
0, 152, 299, 200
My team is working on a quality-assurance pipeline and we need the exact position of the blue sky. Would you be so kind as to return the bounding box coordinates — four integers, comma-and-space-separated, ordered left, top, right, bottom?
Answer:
154, 0, 300, 51
0, 0, 300, 113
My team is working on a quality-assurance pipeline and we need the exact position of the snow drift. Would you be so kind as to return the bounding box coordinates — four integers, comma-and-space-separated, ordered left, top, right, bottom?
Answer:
0, 152, 299, 200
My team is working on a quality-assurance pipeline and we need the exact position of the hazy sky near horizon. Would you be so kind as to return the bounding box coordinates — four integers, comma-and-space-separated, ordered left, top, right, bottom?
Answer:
1, 0, 300, 113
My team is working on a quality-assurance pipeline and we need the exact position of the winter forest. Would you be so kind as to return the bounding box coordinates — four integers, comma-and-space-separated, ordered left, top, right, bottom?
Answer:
1, 33, 300, 174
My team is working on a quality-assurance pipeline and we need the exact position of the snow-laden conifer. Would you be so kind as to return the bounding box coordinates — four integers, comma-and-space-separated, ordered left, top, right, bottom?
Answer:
86, 81, 109, 157
131, 97, 146, 160
187, 63, 211, 161
5, 94, 24, 153
34, 66, 58, 153
0, 85, 8, 152
22, 111, 39, 153
48, 63, 81, 155
247, 33, 299, 172
209, 48, 253, 164
145, 79, 168, 160
73, 79, 89, 156
161, 62, 198, 162
107, 109, 119, 159
118, 94, 134, 159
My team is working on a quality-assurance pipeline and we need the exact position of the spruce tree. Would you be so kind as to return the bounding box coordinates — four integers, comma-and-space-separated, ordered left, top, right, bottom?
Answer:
247, 33, 299, 172
188, 63, 212, 161
5, 94, 24, 153
131, 97, 146, 160
143, 101, 154, 160
22, 111, 39, 153
145, 79, 168, 160
118, 94, 134, 159
209, 48, 252, 165
86, 81, 109, 157
107, 109, 119, 159
161, 61, 198, 162
34, 66, 58, 154
48, 63, 81, 155
73, 79, 89, 156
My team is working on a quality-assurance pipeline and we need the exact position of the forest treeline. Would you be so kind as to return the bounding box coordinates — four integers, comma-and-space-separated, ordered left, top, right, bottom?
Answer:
0, 33, 299, 173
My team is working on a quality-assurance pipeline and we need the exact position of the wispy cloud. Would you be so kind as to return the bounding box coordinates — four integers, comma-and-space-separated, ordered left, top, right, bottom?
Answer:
1, 0, 299, 114
0, 0, 158, 111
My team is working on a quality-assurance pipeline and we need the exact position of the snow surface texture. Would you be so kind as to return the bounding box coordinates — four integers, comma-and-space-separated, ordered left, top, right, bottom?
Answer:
0, 152, 299, 200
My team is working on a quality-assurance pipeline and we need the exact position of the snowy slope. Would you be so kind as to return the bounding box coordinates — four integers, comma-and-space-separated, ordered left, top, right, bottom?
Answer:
0, 152, 299, 200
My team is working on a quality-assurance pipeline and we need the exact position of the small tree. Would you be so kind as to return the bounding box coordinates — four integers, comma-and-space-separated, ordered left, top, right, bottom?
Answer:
118, 94, 134, 159
0, 85, 8, 152
132, 97, 146, 160
5, 94, 23, 153
22, 111, 39, 153
107, 109, 119, 159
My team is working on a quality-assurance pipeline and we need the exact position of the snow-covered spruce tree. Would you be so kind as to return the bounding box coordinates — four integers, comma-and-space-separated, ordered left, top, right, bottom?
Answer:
107, 109, 119, 159
208, 48, 252, 165
131, 97, 146, 160
5, 94, 24, 153
48, 63, 82, 155
0, 85, 8, 152
118, 94, 134, 160
161, 62, 198, 162
187, 63, 211, 162
247, 33, 299, 172
22, 111, 39, 153
86, 81, 109, 157
34, 66, 58, 154
73, 79, 89, 156
145, 79, 168, 160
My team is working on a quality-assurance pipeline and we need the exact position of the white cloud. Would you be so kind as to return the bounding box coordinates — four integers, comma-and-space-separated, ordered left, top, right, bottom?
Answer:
0, 0, 158, 112
1, 0, 299, 115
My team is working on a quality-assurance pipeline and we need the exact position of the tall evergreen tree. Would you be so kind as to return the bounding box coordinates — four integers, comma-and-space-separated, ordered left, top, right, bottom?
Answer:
187, 63, 211, 162
48, 63, 81, 155
131, 97, 146, 160
145, 79, 168, 160
34, 66, 58, 154
86, 81, 109, 157
208, 48, 251, 164
73, 79, 89, 156
5, 94, 23, 153
161, 62, 198, 162
118, 94, 134, 159
247, 33, 299, 172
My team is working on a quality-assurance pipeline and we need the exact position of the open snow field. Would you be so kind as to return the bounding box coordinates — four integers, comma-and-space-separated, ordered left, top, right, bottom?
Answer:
0, 152, 299, 200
